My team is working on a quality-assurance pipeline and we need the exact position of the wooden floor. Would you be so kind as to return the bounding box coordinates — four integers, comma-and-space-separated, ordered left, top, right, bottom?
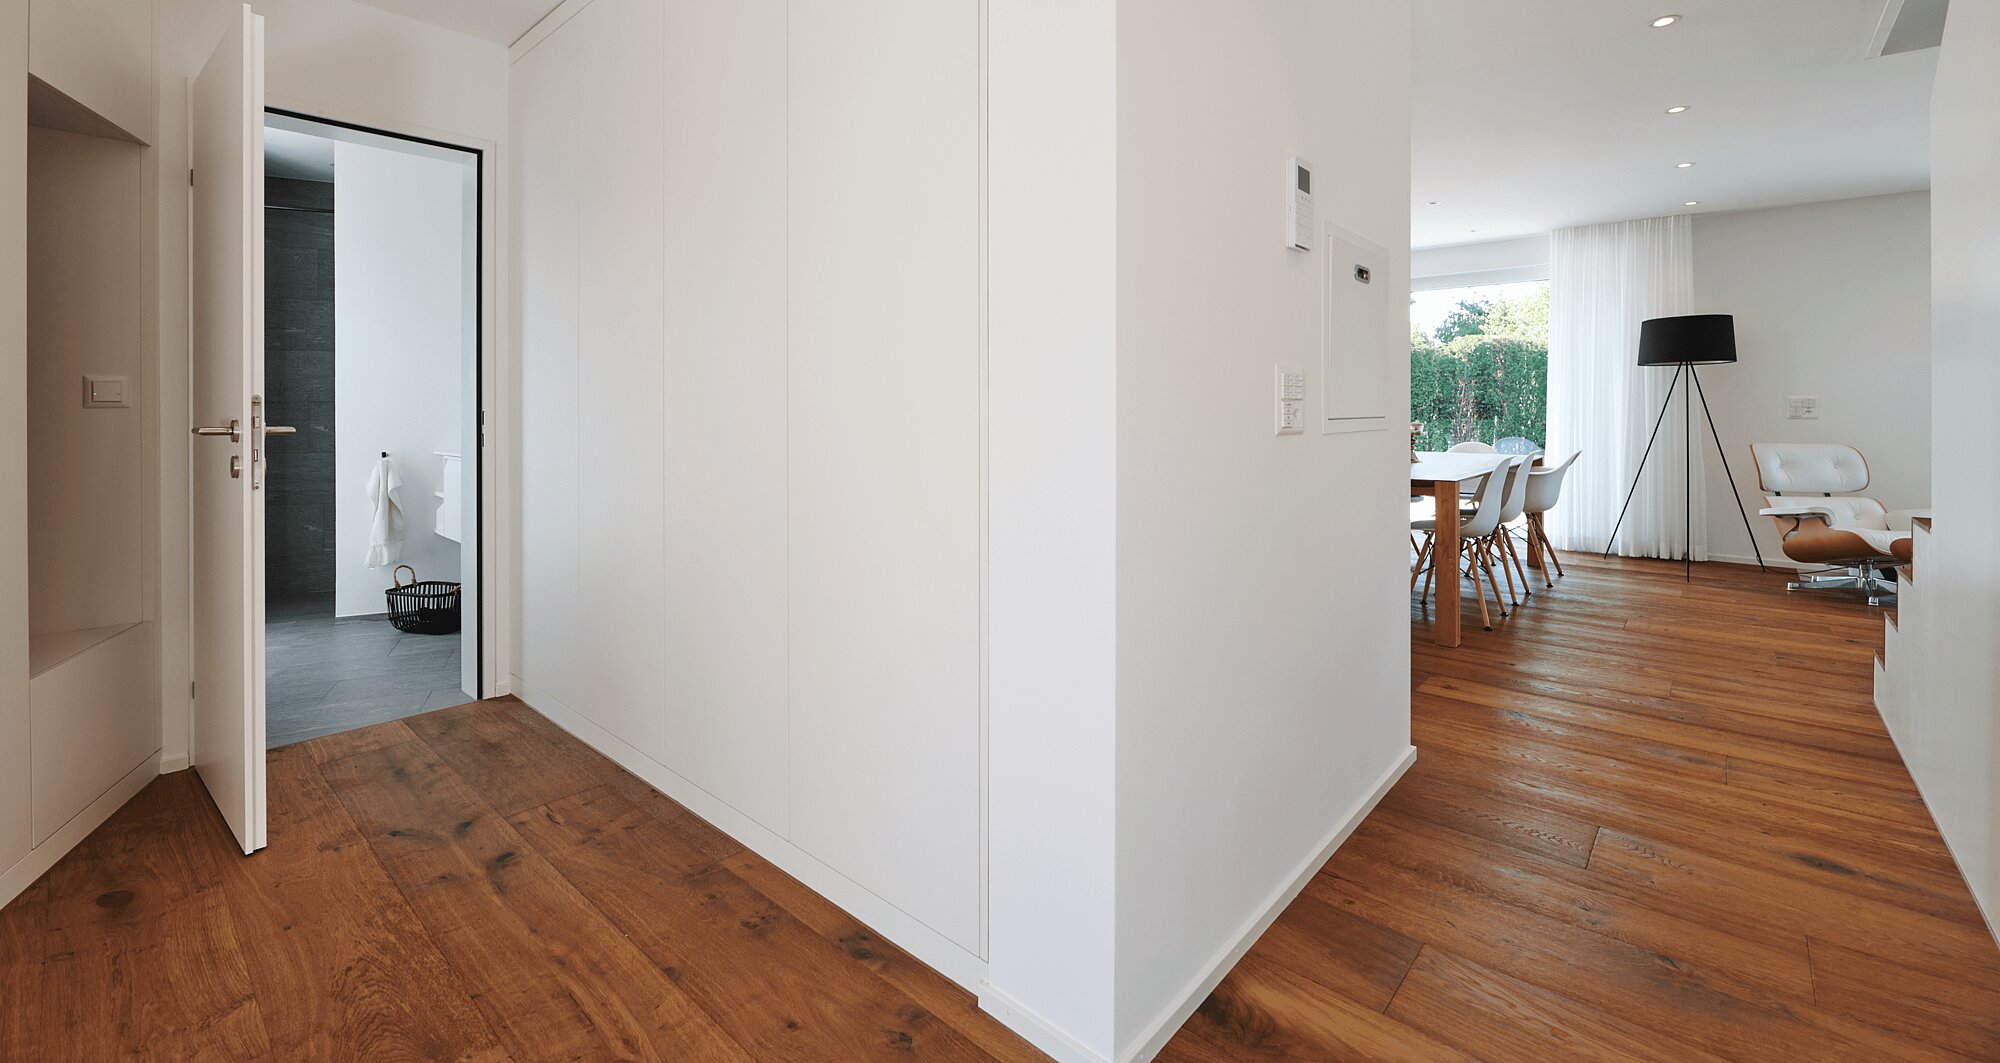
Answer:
4, 556, 1997, 1061
0, 698, 1044, 1062
1162, 552, 2000, 1062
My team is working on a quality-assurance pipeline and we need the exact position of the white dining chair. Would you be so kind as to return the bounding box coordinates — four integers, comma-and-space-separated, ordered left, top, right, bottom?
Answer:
1521, 450, 1580, 586
1411, 457, 1513, 630
1466, 455, 1532, 606
1446, 440, 1496, 454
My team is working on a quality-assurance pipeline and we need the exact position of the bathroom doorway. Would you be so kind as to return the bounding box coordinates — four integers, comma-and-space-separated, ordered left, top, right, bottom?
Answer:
260, 111, 482, 747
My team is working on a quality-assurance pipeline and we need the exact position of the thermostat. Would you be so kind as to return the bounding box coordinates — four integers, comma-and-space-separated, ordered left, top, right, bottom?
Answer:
1286, 158, 1313, 251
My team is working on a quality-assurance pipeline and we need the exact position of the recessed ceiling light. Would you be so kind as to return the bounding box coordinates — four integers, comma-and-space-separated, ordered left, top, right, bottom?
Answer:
1676, 161, 1695, 168
1666, 105, 1688, 114
1651, 14, 1681, 28
1684, 201, 1700, 206
1427, 200, 1441, 206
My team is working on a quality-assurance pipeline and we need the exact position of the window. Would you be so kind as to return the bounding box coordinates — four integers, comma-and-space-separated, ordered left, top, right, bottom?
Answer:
1409, 280, 1548, 452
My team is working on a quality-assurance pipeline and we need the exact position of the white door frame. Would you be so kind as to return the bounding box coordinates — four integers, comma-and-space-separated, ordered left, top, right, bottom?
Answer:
258, 94, 508, 703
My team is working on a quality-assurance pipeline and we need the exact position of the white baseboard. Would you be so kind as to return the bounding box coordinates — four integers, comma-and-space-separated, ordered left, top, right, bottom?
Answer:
159, 752, 190, 773
1114, 745, 1418, 1063
0, 754, 160, 909
508, 675, 987, 991
978, 984, 1113, 1063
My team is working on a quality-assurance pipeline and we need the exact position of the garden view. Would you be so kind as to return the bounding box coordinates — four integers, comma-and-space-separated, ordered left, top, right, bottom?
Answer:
1409, 281, 1549, 452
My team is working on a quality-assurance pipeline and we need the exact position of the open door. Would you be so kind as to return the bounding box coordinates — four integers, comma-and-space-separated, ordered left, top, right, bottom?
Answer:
189, 4, 268, 854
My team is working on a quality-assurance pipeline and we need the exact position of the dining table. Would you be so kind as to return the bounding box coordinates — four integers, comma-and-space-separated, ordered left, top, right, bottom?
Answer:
1410, 450, 1512, 647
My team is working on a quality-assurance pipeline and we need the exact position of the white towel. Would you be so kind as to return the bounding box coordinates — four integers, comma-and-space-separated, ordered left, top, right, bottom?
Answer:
364, 455, 406, 569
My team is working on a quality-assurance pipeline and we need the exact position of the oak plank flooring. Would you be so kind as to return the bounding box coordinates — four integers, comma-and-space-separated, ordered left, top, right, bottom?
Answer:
318, 737, 753, 1062
508, 785, 998, 1061
37, 775, 272, 1062
721, 851, 1050, 1063
0, 698, 1026, 1061
1158, 554, 2000, 1061
217, 745, 505, 1062
6, 555, 1998, 1061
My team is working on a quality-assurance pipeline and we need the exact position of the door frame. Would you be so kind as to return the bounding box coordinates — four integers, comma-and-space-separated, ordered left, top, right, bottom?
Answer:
260, 99, 504, 703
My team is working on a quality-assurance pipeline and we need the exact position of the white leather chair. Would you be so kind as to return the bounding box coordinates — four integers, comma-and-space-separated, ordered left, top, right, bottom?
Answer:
1750, 443, 1924, 606
1412, 457, 1518, 630
1520, 451, 1580, 587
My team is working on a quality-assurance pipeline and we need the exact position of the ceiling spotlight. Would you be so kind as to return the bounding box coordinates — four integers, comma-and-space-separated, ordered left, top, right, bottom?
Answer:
1684, 201, 1700, 206
1666, 105, 1688, 114
1427, 200, 1441, 206
1651, 14, 1681, 28
1676, 161, 1695, 168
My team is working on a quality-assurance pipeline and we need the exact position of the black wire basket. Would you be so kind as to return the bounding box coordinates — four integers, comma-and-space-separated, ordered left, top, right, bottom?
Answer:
385, 564, 461, 635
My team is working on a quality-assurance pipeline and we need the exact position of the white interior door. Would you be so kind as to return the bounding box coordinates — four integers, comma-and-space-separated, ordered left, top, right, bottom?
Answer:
189, 4, 267, 854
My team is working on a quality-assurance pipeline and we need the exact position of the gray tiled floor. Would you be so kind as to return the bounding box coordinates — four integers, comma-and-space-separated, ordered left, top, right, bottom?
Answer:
266, 594, 469, 748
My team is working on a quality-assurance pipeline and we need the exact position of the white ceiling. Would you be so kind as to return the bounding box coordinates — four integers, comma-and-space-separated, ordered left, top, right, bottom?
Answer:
265, 125, 334, 183
1412, 0, 1937, 249
346, 0, 562, 45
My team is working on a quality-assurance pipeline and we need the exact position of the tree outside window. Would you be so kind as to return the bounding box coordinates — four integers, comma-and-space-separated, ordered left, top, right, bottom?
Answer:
1409, 281, 1548, 452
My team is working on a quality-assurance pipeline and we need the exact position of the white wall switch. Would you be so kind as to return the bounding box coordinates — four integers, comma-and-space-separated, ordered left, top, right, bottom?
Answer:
83, 375, 130, 408
1275, 365, 1306, 435
1786, 395, 1818, 420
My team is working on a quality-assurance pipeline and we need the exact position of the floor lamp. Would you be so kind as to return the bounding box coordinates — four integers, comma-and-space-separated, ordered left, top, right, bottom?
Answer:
1602, 313, 1766, 580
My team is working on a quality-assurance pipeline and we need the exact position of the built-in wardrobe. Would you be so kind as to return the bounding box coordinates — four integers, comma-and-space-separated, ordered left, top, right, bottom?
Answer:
1, 0, 161, 906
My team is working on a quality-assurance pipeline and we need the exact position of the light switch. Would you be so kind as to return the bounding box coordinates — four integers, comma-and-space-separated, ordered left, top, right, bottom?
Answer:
1275, 365, 1306, 435
83, 375, 130, 409
1786, 395, 1818, 420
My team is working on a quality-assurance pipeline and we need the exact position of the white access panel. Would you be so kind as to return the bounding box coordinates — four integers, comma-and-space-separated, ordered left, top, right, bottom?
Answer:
1320, 224, 1393, 433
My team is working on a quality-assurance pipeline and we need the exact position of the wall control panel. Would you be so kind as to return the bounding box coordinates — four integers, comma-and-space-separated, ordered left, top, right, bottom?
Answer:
1787, 395, 1819, 420
1275, 365, 1306, 435
1286, 158, 1313, 251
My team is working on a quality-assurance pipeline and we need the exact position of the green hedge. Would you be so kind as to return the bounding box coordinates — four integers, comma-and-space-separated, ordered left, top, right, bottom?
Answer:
1410, 291, 1548, 451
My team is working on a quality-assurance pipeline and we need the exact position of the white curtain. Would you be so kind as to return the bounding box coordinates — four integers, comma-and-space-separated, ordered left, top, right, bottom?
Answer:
1545, 215, 1705, 560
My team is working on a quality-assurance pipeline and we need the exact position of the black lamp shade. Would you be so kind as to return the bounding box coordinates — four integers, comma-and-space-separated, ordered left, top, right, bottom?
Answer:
1637, 313, 1737, 366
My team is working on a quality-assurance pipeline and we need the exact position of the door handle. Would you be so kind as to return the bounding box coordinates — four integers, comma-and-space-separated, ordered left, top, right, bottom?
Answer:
192, 420, 242, 442
264, 426, 296, 436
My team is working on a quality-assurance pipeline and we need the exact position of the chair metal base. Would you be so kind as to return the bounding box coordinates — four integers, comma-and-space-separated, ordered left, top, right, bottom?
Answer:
1786, 561, 1899, 607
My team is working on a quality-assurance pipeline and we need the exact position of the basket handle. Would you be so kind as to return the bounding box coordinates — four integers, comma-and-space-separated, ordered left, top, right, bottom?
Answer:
393, 564, 417, 588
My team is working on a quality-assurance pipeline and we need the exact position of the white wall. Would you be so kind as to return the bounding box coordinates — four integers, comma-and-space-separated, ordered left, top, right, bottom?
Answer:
29, 0, 154, 144
1691, 193, 1931, 566
1885, 4, 2000, 943
1110, 2, 1413, 1058
2, 0, 162, 911
331, 137, 466, 617
155, 0, 509, 766
509, 0, 985, 984
26, 126, 149, 637
985, 0, 1121, 1055
0, 0, 31, 884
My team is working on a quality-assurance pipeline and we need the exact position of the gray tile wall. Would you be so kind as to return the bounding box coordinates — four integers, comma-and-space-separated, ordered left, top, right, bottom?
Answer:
265, 176, 336, 604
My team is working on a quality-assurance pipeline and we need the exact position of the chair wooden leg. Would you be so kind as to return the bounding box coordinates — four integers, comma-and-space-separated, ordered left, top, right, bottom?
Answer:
1478, 542, 1507, 620
1491, 535, 1520, 607
1536, 516, 1564, 580
1421, 541, 1438, 602
1410, 533, 1433, 593
1469, 543, 1494, 630
1502, 529, 1530, 598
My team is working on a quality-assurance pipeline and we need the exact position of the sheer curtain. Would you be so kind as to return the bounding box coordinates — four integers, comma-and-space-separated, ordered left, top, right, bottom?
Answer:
1545, 215, 1705, 559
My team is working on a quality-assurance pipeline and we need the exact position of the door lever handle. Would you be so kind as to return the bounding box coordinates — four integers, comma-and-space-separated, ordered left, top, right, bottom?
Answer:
192, 420, 241, 442
264, 426, 296, 436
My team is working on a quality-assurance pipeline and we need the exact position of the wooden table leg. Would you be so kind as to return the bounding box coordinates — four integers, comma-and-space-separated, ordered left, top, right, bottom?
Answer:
1433, 478, 1461, 647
